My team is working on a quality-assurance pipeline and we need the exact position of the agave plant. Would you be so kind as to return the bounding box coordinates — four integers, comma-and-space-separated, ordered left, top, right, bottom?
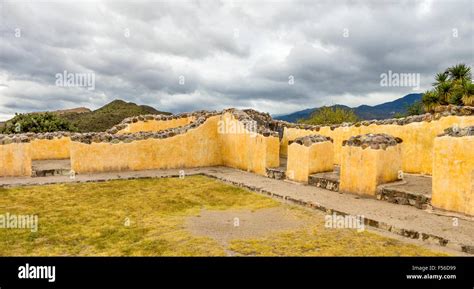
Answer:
432, 71, 449, 86
436, 81, 452, 104
422, 64, 473, 109
447, 64, 472, 83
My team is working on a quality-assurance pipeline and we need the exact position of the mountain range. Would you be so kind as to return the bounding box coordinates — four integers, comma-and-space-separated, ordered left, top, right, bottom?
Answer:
1, 93, 423, 131
273, 93, 423, 123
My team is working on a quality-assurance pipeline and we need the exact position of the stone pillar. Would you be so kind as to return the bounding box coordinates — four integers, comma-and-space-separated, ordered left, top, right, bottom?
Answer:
432, 126, 474, 216
287, 135, 334, 183
340, 133, 402, 196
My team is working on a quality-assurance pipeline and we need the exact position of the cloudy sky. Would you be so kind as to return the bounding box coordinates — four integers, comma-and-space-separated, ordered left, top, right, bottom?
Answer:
0, 0, 472, 120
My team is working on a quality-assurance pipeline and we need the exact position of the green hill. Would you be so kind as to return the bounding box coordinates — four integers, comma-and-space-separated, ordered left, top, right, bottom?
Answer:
60, 100, 171, 132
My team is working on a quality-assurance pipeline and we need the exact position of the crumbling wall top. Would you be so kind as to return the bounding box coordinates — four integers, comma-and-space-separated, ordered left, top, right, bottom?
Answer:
438, 126, 474, 137
342, 133, 402, 150
289, 135, 333, 146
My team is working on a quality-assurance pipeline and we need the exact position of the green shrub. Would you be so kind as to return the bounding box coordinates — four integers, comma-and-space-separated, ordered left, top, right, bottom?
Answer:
298, 106, 359, 125
0, 113, 77, 134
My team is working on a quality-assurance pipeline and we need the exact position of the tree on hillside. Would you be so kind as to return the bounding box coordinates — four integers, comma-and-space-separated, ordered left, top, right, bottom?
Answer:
394, 100, 425, 118
422, 64, 474, 111
0, 113, 77, 134
405, 100, 424, 116
298, 106, 359, 125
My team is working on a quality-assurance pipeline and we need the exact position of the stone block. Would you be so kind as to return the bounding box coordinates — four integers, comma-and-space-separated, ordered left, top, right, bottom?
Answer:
339, 133, 402, 196
287, 135, 334, 183
432, 126, 474, 216
0, 143, 32, 177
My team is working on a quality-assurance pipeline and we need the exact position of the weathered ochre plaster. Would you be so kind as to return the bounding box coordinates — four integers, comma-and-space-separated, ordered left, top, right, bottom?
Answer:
287, 142, 334, 183
70, 113, 280, 176
31, 137, 71, 160
0, 143, 32, 177
218, 113, 280, 175
71, 116, 222, 173
281, 115, 474, 175
339, 145, 401, 196
432, 136, 474, 216
117, 117, 196, 134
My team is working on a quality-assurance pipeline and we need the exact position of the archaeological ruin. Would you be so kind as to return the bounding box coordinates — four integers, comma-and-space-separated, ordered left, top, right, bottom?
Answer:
1, 105, 473, 220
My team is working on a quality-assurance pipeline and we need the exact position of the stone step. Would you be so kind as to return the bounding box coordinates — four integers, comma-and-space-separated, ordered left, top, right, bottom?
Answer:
31, 159, 72, 178
32, 168, 71, 178
308, 172, 339, 192
376, 175, 432, 210
266, 167, 286, 180
308, 170, 432, 210
376, 187, 431, 210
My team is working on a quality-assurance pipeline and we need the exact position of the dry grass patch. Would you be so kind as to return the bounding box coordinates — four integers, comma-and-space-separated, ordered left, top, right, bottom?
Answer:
0, 175, 447, 256
0, 175, 277, 256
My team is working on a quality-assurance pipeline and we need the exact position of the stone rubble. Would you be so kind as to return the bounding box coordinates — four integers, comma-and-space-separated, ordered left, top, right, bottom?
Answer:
342, 133, 403, 150
66, 109, 277, 144
288, 135, 333, 146
439, 125, 474, 137
106, 111, 206, 134
0, 105, 472, 145
0, 132, 73, 144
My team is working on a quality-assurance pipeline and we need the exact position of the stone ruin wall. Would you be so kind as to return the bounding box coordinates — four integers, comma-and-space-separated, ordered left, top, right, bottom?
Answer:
339, 134, 403, 196
0, 110, 280, 177
286, 135, 334, 183
68, 110, 280, 175
278, 106, 474, 175
0, 106, 473, 216
218, 112, 280, 175
70, 114, 223, 173
0, 114, 206, 163
432, 127, 474, 215
1, 106, 472, 177
30, 136, 71, 160
0, 142, 31, 177
110, 114, 197, 134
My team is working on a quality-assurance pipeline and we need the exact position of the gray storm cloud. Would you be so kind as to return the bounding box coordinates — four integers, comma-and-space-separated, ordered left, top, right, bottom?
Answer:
0, 0, 472, 120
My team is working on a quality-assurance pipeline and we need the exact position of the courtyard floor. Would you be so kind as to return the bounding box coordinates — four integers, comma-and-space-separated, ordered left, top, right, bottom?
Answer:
0, 175, 448, 256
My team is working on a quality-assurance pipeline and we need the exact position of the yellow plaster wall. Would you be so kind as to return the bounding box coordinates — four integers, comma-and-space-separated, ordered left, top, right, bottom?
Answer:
265, 137, 280, 169
71, 116, 222, 173
0, 143, 32, 177
30, 137, 71, 160
339, 145, 401, 196
218, 113, 280, 175
70, 113, 279, 176
117, 117, 196, 134
432, 136, 474, 216
281, 115, 474, 175
287, 141, 333, 183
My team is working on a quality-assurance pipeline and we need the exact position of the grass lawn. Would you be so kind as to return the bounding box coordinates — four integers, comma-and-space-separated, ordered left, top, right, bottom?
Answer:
0, 175, 446, 256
